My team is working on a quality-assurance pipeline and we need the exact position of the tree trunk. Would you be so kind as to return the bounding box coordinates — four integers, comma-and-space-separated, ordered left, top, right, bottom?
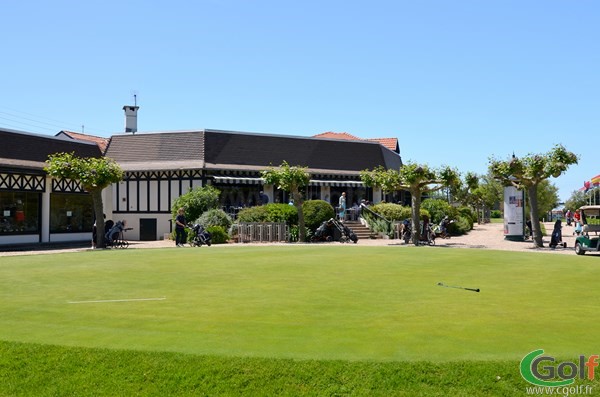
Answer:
527, 184, 544, 248
91, 189, 106, 248
293, 189, 305, 242
411, 189, 421, 245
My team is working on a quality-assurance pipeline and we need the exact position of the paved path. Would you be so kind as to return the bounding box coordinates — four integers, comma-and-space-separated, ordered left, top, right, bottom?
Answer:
0, 221, 579, 257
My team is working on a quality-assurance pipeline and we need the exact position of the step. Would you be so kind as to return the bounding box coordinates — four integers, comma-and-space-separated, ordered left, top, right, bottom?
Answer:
342, 221, 381, 239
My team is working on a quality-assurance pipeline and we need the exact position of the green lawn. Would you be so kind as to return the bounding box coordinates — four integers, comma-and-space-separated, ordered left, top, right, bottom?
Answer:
1, 245, 599, 395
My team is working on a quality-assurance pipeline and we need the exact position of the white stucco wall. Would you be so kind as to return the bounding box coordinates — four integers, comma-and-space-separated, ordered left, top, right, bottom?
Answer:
0, 235, 39, 245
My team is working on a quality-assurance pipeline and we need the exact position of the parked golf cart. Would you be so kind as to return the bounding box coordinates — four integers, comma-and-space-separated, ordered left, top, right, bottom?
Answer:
574, 205, 600, 255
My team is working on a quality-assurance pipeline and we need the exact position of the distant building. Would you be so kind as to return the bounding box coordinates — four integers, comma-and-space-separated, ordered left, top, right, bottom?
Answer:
1, 106, 403, 246
55, 130, 110, 154
313, 131, 400, 154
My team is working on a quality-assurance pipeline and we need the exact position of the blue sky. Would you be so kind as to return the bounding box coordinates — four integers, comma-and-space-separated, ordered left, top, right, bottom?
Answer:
2, 0, 598, 201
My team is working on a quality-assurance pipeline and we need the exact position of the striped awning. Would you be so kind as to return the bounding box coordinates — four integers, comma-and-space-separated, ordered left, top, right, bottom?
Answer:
309, 180, 364, 187
212, 176, 264, 185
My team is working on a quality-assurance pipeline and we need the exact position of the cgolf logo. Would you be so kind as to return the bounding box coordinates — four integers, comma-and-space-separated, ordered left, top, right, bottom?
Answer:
520, 349, 598, 387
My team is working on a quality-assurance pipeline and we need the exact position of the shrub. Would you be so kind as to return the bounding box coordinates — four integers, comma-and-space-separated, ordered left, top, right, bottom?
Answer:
303, 200, 335, 231
368, 203, 405, 221
237, 204, 298, 225
457, 206, 477, 225
491, 210, 502, 218
289, 225, 311, 242
367, 216, 394, 237
171, 185, 220, 222
207, 226, 229, 244
236, 206, 268, 223
447, 215, 472, 236
265, 204, 298, 225
198, 209, 232, 230
421, 199, 456, 224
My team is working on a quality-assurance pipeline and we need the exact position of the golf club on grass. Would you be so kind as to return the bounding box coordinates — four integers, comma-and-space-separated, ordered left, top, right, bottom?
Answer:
437, 282, 480, 293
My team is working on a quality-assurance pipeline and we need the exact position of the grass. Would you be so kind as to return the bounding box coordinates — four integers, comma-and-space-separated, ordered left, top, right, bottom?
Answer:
0, 341, 536, 396
1, 245, 599, 395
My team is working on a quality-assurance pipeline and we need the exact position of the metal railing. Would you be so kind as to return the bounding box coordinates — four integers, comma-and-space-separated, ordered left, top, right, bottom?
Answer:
359, 204, 397, 238
359, 203, 391, 223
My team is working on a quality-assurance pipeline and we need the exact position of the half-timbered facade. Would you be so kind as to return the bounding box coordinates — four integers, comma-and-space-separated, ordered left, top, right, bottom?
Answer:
1, 124, 402, 246
0, 128, 102, 246
104, 129, 402, 241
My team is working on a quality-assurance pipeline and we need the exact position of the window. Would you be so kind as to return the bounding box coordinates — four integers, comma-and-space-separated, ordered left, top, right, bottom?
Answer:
215, 185, 261, 208
50, 193, 93, 233
0, 191, 40, 234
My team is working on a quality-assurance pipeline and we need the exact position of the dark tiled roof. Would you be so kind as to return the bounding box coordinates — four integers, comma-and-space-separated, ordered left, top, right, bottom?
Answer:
103, 129, 401, 174
203, 130, 400, 172
105, 131, 205, 164
0, 128, 102, 171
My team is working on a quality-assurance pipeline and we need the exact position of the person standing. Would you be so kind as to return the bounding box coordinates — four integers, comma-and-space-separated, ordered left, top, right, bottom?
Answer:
259, 191, 269, 205
175, 208, 187, 247
573, 208, 582, 236
338, 192, 347, 222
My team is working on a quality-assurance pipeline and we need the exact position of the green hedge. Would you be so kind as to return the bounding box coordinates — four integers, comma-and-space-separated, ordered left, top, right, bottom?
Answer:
421, 199, 455, 224
171, 185, 220, 222
302, 200, 335, 231
207, 226, 229, 244
236, 201, 334, 234
368, 203, 430, 222
197, 209, 233, 230
237, 204, 298, 225
368, 203, 405, 221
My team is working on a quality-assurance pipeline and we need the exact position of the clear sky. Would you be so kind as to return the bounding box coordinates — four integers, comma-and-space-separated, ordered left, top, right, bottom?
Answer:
1, 0, 598, 201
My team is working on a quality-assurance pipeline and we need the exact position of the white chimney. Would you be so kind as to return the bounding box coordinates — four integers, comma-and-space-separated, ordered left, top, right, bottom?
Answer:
123, 105, 139, 133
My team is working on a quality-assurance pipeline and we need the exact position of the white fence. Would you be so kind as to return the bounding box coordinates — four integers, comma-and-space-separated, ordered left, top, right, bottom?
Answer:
234, 222, 289, 243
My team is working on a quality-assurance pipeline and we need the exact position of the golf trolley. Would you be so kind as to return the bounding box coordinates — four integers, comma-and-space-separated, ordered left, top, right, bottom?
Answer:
187, 223, 212, 247
312, 218, 358, 243
105, 220, 130, 249
401, 219, 435, 246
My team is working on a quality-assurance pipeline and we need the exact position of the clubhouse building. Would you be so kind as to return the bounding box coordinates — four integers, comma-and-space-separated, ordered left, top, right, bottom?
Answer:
0, 108, 403, 246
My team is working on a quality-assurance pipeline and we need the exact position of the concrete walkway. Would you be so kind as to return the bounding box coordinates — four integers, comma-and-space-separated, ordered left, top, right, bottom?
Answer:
0, 221, 580, 257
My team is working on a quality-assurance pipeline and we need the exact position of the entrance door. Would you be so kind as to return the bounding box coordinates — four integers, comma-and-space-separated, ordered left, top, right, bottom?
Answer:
139, 218, 157, 241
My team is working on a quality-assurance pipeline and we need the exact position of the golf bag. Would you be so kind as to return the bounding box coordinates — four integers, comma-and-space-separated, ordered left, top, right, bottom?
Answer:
105, 220, 125, 245
420, 220, 435, 245
312, 219, 335, 242
401, 219, 412, 244
330, 218, 358, 243
434, 217, 453, 239
401, 219, 434, 245
312, 218, 358, 243
549, 220, 566, 249
189, 223, 212, 247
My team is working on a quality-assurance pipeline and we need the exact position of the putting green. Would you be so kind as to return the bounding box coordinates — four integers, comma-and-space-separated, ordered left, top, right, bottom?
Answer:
0, 245, 596, 361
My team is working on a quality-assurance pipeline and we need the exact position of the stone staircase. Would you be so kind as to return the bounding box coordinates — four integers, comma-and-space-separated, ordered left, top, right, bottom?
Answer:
343, 220, 378, 240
